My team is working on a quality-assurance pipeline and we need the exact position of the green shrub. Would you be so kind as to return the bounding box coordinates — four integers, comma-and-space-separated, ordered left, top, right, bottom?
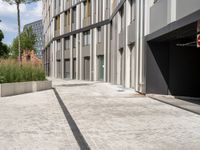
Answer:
0, 59, 46, 84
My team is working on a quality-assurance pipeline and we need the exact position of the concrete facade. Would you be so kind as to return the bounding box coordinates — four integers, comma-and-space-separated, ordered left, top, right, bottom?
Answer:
43, 0, 200, 97
42, 0, 145, 93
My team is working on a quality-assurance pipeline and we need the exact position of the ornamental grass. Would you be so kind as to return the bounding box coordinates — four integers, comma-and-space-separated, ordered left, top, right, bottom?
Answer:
0, 59, 45, 84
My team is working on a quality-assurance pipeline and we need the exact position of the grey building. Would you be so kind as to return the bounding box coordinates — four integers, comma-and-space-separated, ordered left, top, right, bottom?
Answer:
24, 20, 43, 59
43, 0, 200, 97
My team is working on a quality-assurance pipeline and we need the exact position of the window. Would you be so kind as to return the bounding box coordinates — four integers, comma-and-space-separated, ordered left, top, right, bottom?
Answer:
57, 39, 61, 51
72, 7, 76, 24
130, 0, 135, 22
119, 6, 124, 31
84, 2, 87, 18
73, 35, 76, 48
83, 30, 90, 46
110, 21, 113, 40
64, 37, 70, 50
154, 0, 159, 4
84, 0, 91, 18
55, 16, 60, 31
64, 10, 70, 26
97, 27, 101, 43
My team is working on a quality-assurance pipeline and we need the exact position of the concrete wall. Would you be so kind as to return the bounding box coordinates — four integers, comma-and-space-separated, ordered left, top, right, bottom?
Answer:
150, 0, 168, 33
176, 0, 200, 20
0, 81, 52, 97
43, 0, 146, 93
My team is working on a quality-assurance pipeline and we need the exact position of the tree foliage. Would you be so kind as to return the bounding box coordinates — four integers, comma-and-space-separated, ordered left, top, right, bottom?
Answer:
2, 0, 41, 60
11, 27, 36, 57
0, 30, 9, 58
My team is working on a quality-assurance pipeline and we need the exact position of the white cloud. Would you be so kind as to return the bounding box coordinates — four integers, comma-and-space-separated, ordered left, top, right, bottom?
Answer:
0, 22, 17, 33
0, 1, 26, 15
0, 0, 42, 44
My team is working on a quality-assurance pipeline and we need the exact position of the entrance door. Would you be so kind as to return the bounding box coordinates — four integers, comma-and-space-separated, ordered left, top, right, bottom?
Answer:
130, 45, 135, 88
73, 58, 76, 79
98, 55, 104, 81
84, 57, 90, 80
57, 60, 61, 78
64, 59, 70, 79
119, 49, 124, 85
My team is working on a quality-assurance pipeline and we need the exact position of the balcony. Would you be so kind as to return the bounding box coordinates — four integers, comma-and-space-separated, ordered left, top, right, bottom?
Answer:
83, 17, 91, 27
118, 29, 124, 50
128, 20, 136, 45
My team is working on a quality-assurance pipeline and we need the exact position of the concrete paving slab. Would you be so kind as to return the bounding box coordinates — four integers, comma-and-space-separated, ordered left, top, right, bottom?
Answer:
148, 94, 200, 115
0, 90, 79, 150
54, 79, 200, 150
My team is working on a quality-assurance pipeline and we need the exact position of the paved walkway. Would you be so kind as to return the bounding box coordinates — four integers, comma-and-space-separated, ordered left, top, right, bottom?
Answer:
149, 94, 200, 115
54, 79, 200, 150
0, 79, 200, 149
0, 90, 79, 150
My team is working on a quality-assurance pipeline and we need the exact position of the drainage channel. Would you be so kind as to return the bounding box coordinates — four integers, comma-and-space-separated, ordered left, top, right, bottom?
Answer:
53, 88, 91, 150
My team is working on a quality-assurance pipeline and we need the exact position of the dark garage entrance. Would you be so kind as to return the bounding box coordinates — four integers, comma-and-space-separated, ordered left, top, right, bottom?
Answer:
146, 22, 200, 97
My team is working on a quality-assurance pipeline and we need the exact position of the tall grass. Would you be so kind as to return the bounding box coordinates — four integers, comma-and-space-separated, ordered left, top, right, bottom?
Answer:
0, 59, 45, 84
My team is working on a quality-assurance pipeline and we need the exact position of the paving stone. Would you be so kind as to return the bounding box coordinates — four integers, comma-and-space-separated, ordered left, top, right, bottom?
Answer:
54, 79, 200, 150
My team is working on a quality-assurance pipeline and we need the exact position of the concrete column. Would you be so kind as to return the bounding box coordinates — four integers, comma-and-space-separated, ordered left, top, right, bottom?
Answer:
70, 35, 73, 79
125, 1, 131, 88
90, 29, 93, 81
107, 24, 111, 82
93, 28, 97, 81
60, 13, 64, 35
103, 25, 107, 82
79, 32, 83, 80
138, 0, 146, 93
81, 2, 84, 28
168, 0, 176, 23
102, 0, 105, 20
116, 14, 121, 85
53, 41, 57, 78
76, 34, 79, 80
61, 38, 64, 79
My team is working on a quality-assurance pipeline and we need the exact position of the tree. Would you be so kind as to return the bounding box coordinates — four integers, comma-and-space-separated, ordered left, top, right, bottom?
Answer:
11, 27, 36, 57
2, 0, 40, 61
0, 30, 9, 58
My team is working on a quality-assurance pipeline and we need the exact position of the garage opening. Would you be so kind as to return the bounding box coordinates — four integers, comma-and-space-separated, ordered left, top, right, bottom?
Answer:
146, 22, 200, 97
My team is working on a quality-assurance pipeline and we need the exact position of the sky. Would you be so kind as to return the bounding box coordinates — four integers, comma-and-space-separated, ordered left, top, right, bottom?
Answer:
0, 0, 42, 45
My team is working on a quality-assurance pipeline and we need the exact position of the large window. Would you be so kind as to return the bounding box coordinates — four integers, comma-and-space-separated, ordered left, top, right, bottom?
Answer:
97, 27, 101, 43
83, 30, 90, 46
57, 39, 61, 51
130, 0, 135, 22
84, 0, 91, 18
64, 37, 70, 50
64, 10, 70, 26
119, 6, 124, 31
73, 35, 76, 48
72, 7, 76, 24
55, 16, 60, 31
